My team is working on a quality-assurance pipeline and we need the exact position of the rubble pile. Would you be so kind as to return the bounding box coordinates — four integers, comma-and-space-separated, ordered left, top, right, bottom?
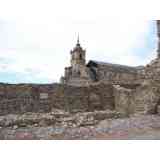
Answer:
0, 110, 124, 129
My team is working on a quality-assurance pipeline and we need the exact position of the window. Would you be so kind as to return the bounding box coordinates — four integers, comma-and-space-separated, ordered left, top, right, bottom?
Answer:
79, 54, 82, 60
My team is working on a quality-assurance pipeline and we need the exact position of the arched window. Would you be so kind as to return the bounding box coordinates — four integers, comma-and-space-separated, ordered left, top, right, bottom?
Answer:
79, 54, 82, 60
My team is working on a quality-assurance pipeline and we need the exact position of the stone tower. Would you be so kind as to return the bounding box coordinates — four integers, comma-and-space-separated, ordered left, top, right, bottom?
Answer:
61, 36, 92, 86
70, 36, 86, 76
157, 20, 160, 58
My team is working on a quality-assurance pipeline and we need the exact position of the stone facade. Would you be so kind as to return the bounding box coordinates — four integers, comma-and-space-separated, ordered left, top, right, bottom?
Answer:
61, 37, 92, 86
87, 61, 144, 85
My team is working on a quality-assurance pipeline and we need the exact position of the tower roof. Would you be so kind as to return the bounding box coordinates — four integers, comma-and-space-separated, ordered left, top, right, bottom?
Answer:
71, 35, 85, 53
77, 35, 80, 46
76, 34, 81, 47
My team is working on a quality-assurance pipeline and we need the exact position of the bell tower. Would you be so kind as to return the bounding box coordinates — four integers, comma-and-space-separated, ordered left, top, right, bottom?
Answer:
61, 36, 91, 86
70, 36, 86, 68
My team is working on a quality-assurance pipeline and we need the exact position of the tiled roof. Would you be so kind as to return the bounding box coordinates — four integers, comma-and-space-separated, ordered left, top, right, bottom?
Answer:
87, 60, 143, 73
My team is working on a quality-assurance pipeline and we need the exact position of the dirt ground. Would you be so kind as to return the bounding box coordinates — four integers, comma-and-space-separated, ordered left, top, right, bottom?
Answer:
1, 114, 160, 140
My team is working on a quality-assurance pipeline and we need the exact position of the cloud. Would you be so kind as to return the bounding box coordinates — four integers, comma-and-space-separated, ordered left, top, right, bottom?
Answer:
0, 1, 157, 83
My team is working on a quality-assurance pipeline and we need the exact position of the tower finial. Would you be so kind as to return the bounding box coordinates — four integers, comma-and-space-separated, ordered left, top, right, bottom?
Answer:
77, 34, 80, 46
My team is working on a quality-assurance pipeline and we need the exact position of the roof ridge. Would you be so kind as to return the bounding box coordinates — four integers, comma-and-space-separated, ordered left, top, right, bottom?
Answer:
89, 60, 137, 68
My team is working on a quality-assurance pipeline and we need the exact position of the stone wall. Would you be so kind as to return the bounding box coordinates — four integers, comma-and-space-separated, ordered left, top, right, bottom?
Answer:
0, 83, 55, 115
131, 80, 160, 114
0, 83, 115, 115
97, 65, 142, 85
51, 83, 115, 113
86, 61, 144, 86
1, 80, 160, 117
113, 85, 134, 116
113, 80, 160, 115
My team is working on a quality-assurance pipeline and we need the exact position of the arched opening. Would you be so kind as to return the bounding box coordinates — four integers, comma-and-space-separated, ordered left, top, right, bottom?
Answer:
79, 54, 82, 60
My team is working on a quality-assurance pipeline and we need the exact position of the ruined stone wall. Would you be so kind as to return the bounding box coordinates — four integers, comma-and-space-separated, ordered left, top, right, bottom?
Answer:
130, 81, 160, 114
113, 85, 134, 116
51, 83, 115, 113
113, 80, 160, 116
0, 83, 115, 115
0, 83, 55, 115
144, 58, 160, 81
1, 81, 157, 117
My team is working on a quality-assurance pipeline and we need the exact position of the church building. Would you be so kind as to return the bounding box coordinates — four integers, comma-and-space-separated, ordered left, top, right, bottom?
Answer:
61, 34, 147, 86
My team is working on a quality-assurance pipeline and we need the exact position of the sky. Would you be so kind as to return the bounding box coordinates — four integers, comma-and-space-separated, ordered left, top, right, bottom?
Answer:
0, 0, 158, 83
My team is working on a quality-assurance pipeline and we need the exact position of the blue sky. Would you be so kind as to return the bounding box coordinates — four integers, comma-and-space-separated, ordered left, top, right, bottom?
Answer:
0, 0, 158, 84
131, 21, 157, 60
